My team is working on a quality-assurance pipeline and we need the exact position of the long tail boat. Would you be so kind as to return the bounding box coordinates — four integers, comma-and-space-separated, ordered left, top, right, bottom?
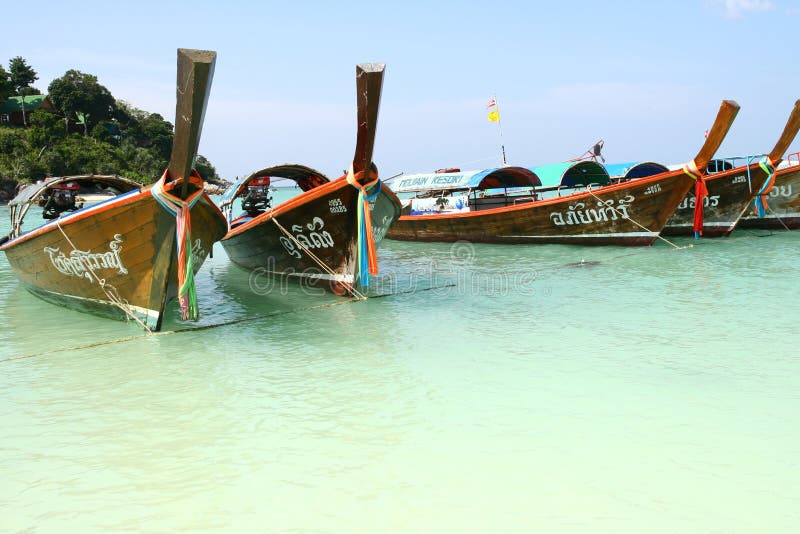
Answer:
385, 100, 739, 245
658, 100, 800, 237
218, 63, 401, 295
737, 150, 800, 229
0, 49, 227, 331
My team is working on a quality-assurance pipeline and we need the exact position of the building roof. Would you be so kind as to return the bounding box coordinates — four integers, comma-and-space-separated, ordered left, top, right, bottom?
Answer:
0, 95, 51, 114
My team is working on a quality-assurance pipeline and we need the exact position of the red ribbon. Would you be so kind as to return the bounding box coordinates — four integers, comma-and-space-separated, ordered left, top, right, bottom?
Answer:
692, 177, 708, 235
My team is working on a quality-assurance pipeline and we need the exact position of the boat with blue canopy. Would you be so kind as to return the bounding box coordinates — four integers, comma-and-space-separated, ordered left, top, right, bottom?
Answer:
386, 100, 741, 245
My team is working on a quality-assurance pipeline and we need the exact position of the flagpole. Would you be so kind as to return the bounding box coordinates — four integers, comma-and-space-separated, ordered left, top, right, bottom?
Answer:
493, 93, 508, 166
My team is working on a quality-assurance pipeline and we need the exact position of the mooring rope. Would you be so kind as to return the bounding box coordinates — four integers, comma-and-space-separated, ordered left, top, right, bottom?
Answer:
55, 218, 154, 333
584, 188, 691, 250
0, 282, 455, 363
764, 202, 792, 232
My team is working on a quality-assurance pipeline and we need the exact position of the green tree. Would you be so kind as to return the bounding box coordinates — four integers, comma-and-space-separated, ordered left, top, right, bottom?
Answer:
0, 127, 31, 180
47, 70, 115, 135
194, 154, 220, 182
8, 57, 37, 93
27, 109, 65, 148
17, 87, 42, 96
9, 57, 38, 126
0, 65, 12, 101
139, 113, 173, 159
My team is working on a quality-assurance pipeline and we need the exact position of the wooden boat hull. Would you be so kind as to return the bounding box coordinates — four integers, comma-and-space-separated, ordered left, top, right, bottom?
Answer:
386, 170, 693, 245
661, 163, 770, 237
221, 180, 400, 293
0, 189, 226, 330
737, 166, 800, 229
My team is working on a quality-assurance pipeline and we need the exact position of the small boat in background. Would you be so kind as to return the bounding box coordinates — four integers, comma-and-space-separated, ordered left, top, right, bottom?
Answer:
605, 162, 670, 183
737, 151, 800, 230
386, 100, 740, 246
606, 100, 800, 237
218, 63, 401, 296
0, 49, 227, 331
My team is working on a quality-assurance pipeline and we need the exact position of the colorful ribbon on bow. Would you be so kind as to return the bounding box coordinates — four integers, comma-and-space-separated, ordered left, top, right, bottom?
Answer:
152, 170, 205, 320
346, 164, 381, 287
682, 161, 706, 239
753, 158, 776, 217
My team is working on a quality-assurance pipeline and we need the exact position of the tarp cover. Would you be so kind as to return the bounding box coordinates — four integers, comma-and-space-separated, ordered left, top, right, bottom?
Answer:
9, 175, 142, 207
390, 166, 541, 193
604, 161, 669, 179
219, 164, 330, 209
530, 161, 610, 188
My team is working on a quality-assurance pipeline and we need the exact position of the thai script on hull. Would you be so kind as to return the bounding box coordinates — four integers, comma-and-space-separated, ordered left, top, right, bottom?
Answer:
550, 195, 635, 226
44, 234, 127, 282
280, 216, 335, 259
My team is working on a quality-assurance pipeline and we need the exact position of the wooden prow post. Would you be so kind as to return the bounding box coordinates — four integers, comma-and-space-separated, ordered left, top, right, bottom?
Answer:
768, 99, 800, 163
352, 63, 385, 181
692, 100, 740, 171
167, 48, 217, 198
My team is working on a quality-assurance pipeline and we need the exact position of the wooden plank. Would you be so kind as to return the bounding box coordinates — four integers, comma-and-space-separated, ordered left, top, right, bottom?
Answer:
352, 63, 385, 179
168, 48, 217, 194
769, 99, 800, 163
693, 100, 740, 170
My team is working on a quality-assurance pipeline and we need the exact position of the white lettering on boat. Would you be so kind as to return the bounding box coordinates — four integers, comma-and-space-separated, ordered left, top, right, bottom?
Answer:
768, 184, 793, 198
677, 195, 720, 210
644, 184, 661, 195
44, 234, 128, 282
191, 239, 208, 267
550, 195, 635, 226
279, 217, 334, 259
732, 175, 747, 184
372, 215, 394, 243
329, 198, 347, 214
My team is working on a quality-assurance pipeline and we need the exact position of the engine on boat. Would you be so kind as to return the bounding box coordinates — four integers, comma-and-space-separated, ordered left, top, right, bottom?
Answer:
241, 176, 272, 215
40, 182, 81, 219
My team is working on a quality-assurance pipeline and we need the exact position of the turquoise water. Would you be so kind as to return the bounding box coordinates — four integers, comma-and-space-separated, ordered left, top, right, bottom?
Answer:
1, 193, 799, 532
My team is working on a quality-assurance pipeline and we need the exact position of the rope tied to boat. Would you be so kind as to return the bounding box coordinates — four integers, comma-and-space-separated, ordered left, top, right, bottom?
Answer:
681, 160, 706, 239
584, 187, 689, 250
346, 164, 381, 287
151, 170, 205, 321
753, 157, 776, 217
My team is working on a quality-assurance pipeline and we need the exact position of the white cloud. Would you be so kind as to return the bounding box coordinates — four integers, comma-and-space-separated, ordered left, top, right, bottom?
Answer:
714, 0, 775, 18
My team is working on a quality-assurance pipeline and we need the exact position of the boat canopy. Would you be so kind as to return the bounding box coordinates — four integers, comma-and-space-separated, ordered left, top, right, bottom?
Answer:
530, 161, 609, 188
219, 164, 329, 209
9, 175, 141, 207
4, 174, 142, 242
389, 166, 541, 194
604, 161, 669, 179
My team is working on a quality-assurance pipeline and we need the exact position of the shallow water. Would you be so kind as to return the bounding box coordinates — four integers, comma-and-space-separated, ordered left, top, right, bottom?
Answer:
1, 195, 799, 532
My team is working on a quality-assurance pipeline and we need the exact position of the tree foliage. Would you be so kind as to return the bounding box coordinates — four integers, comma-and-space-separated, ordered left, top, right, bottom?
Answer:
9, 56, 38, 94
194, 155, 220, 182
0, 65, 13, 100
0, 57, 222, 187
48, 70, 115, 134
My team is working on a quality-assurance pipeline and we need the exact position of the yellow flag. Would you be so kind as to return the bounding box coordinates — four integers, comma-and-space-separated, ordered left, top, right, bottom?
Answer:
487, 109, 499, 122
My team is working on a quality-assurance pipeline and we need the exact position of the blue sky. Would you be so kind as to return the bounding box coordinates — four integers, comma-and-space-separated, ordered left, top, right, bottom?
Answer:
3, 0, 799, 180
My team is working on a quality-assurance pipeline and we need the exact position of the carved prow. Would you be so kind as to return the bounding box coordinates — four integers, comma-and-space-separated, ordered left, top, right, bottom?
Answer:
167, 48, 216, 195
351, 63, 385, 181
691, 100, 740, 171
768, 99, 800, 163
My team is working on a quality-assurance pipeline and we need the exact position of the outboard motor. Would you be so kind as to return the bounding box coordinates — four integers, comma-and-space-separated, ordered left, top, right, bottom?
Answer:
41, 182, 80, 219
241, 176, 272, 215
